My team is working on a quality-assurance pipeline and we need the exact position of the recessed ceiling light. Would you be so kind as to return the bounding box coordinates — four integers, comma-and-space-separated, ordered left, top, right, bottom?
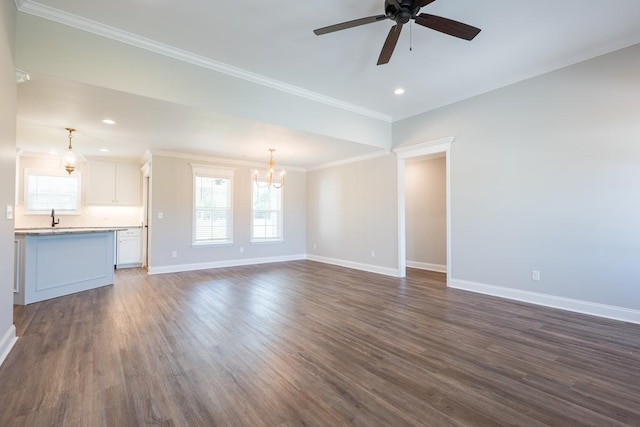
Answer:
102, 119, 116, 125
99, 148, 109, 152
394, 88, 405, 95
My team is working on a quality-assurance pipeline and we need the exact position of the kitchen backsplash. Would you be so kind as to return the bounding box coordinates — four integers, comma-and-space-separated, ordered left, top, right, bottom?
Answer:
15, 205, 143, 229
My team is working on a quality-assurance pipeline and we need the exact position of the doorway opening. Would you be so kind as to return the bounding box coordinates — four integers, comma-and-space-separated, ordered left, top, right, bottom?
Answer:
395, 137, 453, 283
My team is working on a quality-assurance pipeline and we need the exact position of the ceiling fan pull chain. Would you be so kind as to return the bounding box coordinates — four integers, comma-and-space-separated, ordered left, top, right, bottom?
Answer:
410, 20, 413, 51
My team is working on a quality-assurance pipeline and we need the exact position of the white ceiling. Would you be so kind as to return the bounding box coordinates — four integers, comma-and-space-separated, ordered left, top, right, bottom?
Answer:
14, 0, 640, 167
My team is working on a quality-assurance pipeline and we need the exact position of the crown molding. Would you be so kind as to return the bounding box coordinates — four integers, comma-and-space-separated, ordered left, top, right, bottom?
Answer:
16, 1, 392, 123
148, 149, 307, 172
307, 150, 390, 171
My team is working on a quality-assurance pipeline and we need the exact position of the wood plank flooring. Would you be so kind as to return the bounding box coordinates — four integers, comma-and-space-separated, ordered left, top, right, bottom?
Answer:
1, 261, 639, 426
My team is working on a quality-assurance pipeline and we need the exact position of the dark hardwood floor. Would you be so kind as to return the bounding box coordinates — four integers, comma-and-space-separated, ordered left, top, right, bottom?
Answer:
1, 261, 639, 426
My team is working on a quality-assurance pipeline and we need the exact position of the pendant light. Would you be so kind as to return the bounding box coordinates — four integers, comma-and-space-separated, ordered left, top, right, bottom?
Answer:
63, 127, 78, 174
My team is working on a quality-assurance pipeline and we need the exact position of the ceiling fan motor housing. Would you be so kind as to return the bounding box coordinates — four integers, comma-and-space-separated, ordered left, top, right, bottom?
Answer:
385, 0, 421, 23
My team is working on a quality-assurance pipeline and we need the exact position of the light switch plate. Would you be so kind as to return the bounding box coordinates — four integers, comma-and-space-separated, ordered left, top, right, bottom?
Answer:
6, 205, 13, 220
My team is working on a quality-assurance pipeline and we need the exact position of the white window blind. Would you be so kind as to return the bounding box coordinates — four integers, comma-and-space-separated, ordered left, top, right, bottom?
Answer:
192, 165, 234, 245
252, 182, 283, 242
26, 169, 81, 213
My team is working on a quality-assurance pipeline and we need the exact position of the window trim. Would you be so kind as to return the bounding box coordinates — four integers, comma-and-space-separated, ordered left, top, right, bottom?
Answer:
250, 179, 284, 244
191, 164, 235, 247
24, 168, 82, 215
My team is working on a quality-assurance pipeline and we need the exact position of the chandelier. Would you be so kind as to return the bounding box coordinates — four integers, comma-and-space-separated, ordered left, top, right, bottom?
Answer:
62, 127, 78, 174
253, 148, 285, 189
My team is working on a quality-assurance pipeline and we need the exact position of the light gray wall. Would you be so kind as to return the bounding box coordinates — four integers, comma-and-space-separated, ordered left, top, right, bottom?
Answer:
307, 155, 398, 270
149, 154, 306, 269
405, 156, 446, 267
394, 43, 640, 310
0, 0, 17, 361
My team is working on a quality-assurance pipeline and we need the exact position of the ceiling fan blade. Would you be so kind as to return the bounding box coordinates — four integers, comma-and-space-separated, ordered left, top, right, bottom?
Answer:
414, 0, 437, 8
314, 15, 387, 35
377, 24, 403, 65
414, 13, 481, 40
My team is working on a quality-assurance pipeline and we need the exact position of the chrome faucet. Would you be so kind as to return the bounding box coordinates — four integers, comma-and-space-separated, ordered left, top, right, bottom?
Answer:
51, 209, 60, 227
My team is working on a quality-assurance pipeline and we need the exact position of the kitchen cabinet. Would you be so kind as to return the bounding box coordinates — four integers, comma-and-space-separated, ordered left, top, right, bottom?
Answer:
116, 227, 142, 268
86, 161, 141, 206
14, 229, 117, 305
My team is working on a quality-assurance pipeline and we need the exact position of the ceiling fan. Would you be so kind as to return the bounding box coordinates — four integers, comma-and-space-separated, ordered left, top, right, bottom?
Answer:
313, 0, 481, 65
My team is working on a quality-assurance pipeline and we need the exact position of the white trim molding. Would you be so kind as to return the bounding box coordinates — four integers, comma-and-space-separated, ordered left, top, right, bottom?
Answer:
307, 150, 391, 172
406, 261, 447, 273
150, 254, 401, 278
394, 137, 455, 159
148, 254, 306, 275
306, 254, 401, 278
151, 150, 307, 173
450, 279, 640, 325
395, 136, 454, 280
0, 325, 18, 367
16, 1, 391, 123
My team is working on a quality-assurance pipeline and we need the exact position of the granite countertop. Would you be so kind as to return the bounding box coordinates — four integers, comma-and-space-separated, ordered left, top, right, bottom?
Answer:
15, 226, 137, 236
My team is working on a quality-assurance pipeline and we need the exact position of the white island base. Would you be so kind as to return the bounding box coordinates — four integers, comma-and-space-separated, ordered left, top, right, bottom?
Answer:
14, 229, 117, 305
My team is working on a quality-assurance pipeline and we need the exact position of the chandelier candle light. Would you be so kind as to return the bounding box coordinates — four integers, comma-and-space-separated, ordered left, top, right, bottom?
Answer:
254, 148, 285, 189
63, 127, 78, 174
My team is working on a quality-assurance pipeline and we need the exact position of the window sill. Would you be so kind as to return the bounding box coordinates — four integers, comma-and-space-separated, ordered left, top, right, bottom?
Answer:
250, 239, 284, 245
192, 241, 234, 248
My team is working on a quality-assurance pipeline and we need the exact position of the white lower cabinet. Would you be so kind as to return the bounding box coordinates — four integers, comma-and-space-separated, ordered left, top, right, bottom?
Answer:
116, 228, 142, 268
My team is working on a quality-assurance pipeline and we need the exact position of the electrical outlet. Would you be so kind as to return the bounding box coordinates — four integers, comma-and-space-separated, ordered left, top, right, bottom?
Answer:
158, 212, 164, 219
370, 251, 376, 258
313, 243, 317, 250
532, 270, 540, 281
172, 251, 177, 258
239, 246, 244, 253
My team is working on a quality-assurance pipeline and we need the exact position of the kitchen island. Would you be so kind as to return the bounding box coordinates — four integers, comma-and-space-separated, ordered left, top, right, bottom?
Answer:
14, 228, 124, 305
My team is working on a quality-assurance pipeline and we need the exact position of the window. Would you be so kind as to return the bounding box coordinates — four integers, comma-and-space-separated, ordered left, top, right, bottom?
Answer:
25, 168, 81, 213
192, 165, 234, 245
252, 182, 283, 242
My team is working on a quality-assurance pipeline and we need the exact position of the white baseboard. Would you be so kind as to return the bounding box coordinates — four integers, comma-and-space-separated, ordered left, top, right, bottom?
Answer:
306, 254, 401, 277
148, 257, 640, 324
151, 253, 403, 278
406, 261, 447, 273
450, 279, 640, 325
0, 325, 18, 367
148, 254, 307, 275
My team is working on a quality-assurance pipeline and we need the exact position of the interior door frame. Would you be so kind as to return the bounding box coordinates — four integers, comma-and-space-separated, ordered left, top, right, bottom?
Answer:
141, 162, 151, 270
394, 137, 453, 283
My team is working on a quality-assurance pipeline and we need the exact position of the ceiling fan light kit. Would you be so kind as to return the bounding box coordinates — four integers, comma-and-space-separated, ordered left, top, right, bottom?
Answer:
313, 0, 481, 65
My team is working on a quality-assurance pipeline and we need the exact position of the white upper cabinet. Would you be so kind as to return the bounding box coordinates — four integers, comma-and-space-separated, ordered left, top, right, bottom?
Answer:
86, 161, 141, 206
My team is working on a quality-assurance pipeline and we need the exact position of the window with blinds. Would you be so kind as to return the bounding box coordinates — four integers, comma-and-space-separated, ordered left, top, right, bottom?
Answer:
192, 165, 235, 245
26, 169, 81, 213
251, 182, 283, 242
